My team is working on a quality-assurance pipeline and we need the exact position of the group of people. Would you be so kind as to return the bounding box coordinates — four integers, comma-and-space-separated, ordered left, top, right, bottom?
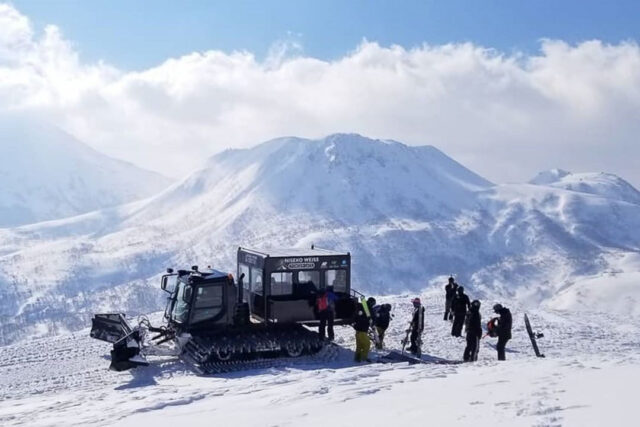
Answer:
315, 289, 392, 362
444, 276, 513, 361
315, 276, 513, 363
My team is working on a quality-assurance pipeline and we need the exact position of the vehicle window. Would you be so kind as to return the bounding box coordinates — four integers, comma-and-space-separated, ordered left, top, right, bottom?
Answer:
194, 285, 223, 308
298, 270, 320, 287
325, 269, 347, 293
296, 270, 320, 296
239, 263, 250, 290
191, 285, 224, 323
251, 267, 263, 294
270, 272, 293, 295
171, 282, 190, 323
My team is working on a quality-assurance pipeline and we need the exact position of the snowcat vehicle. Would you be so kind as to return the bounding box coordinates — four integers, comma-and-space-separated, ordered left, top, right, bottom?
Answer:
90, 246, 360, 373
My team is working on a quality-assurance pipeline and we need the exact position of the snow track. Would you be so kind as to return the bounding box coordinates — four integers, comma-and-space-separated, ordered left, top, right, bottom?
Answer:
1, 291, 638, 426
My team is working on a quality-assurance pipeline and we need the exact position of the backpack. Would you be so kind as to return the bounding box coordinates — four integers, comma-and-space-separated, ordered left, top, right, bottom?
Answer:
317, 294, 329, 311
487, 317, 499, 338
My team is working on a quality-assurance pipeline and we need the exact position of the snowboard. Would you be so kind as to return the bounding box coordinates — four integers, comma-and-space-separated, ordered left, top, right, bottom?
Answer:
524, 313, 545, 358
400, 320, 422, 357
376, 350, 463, 365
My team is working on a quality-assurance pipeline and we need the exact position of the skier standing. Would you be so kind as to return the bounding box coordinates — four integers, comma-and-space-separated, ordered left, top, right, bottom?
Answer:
451, 286, 470, 337
373, 303, 392, 349
463, 300, 482, 362
353, 298, 374, 362
444, 276, 458, 321
407, 297, 425, 355
493, 303, 512, 361
316, 286, 337, 340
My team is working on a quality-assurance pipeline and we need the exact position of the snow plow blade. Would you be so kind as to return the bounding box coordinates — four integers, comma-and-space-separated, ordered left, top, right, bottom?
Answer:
109, 330, 148, 371
90, 313, 148, 371
90, 313, 133, 344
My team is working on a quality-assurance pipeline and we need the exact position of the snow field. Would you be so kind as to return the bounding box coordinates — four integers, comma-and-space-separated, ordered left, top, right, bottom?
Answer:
1, 289, 637, 427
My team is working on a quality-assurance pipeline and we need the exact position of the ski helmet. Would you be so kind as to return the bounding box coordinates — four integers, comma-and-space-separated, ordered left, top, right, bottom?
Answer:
367, 297, 377, 307
448, 276, 454, 283
412, 297, 421, 306
471, 300, 481, 309
457, 286, 464, 294
493, 303, 503, 313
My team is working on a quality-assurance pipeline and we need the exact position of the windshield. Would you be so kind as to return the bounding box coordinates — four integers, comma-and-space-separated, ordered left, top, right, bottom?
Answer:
171, 281, 190, 323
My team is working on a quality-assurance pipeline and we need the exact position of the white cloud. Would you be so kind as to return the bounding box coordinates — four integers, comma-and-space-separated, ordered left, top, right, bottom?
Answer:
1, 3, 639, 186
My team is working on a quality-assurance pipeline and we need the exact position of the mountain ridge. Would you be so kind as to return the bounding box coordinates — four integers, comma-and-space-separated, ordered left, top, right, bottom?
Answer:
0, 133, 638, 345
0, 113, 172, 227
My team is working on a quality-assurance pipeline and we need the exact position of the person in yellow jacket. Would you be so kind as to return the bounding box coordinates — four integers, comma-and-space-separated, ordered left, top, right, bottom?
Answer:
353, 297, 375, 362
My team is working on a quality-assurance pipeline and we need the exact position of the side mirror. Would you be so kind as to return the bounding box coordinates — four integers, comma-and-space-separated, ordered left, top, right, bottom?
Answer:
161, 274, 177, 293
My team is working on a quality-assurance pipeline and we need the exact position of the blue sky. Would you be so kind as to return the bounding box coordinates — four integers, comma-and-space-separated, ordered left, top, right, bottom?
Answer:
12, 0, 640, 69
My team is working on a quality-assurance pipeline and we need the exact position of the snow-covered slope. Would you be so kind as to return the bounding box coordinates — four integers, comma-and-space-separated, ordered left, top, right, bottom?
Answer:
530, 169, 640, 204
1, 293, 638, 426
0, 133, 639, 345
0, 114, 172, 227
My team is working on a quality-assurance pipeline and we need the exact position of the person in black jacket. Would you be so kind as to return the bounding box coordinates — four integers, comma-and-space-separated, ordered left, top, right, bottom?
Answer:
408, 297, 425, 354
493, 303, 512, 361
444, 277, 458, 321
463, 300, 482, 362
353, 298, 374, 362
451, 286, 470, 337
373, 303, 392, 349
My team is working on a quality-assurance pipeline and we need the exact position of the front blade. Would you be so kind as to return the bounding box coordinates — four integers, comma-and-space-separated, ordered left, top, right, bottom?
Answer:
90, 313, 133, 344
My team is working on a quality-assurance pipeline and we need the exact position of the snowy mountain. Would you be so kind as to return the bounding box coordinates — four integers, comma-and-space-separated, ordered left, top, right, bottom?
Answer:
530, 168, 640, 204
0, 114, 172, 227
0, 133, 639, 345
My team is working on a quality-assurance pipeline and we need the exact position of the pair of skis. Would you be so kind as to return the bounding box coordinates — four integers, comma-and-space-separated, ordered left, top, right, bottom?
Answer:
361, 297, 383, 349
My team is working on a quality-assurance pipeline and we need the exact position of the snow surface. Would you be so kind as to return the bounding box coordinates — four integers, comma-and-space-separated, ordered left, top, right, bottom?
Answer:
0, 290, 637, 426
0, 133, 639, 346
0, 113, 172, 227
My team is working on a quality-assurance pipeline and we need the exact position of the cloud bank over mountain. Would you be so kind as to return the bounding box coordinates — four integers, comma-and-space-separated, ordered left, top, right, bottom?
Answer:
1, 3, 639, 186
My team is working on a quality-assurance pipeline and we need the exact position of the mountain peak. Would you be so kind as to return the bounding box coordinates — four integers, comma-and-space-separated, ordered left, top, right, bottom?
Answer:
529, 168, 572, 185
0, 113, 172, 227
152, 133, 493, 229
529, 169, 640, 205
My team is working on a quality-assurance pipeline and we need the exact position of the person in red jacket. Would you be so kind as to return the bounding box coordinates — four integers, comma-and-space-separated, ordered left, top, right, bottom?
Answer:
316, 286, 337, 340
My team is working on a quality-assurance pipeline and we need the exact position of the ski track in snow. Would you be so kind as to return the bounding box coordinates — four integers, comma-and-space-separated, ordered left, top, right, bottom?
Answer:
0, 290, 638, 427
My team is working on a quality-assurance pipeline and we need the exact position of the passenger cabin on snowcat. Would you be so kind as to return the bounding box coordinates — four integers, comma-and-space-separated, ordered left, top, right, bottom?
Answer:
237, 246, 357, 325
